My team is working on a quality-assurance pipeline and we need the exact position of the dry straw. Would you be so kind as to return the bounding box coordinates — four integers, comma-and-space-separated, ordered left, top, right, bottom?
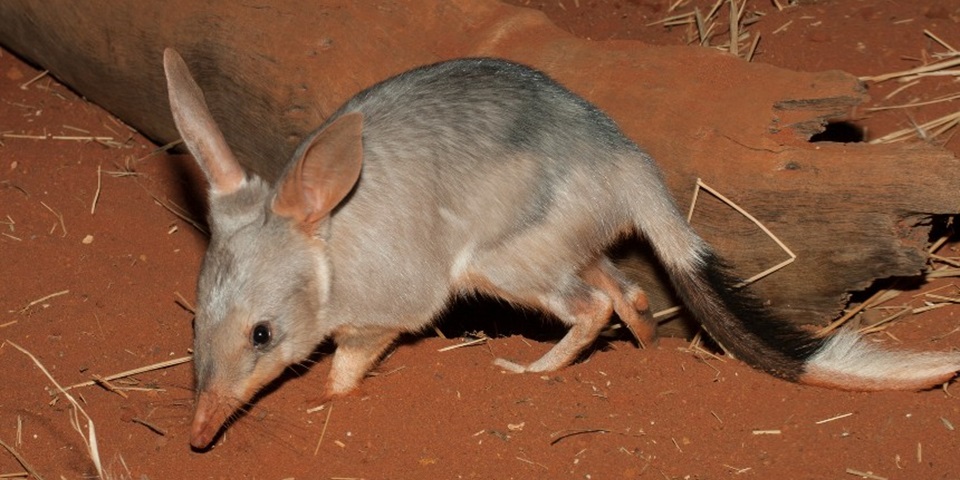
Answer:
91, 164, 103, 215
0, 438, 42, 480
845, 469, 887, 480
313, 404, 333, 456
650, 0, 760, 61
14, 289, 70, 314
64, 355, 192, 391
18, 70, 49, 90
6, 341, 103, 478
861, 29, 959, 145
654, 178, 796, 321
437, 335, 489, 352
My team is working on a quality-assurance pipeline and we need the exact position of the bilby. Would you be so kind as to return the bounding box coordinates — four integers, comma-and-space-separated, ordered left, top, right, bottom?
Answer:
162, 48, 960, 450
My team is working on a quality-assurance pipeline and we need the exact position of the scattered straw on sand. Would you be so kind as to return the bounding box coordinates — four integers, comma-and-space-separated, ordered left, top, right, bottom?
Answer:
650, 0, 761, 61
859, 29, 959, 144
6, 341, 103, 478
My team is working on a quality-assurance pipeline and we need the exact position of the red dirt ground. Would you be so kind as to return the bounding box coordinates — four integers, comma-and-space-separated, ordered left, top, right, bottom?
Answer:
2, 1, 960, 479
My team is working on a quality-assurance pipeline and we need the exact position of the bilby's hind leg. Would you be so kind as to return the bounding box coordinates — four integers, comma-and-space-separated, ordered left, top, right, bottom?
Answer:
492, 279, 614, 373
454, 232, 618, 373
325, 326, 400, 397
580, 256, 658, 347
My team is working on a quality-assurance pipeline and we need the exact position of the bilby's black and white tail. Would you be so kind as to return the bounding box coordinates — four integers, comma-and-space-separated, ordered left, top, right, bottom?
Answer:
676, 250, 960, 390
632, 173, 960, 391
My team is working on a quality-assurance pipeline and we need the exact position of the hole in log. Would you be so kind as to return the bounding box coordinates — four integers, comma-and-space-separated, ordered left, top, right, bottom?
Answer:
809, 121, 865, 143
928, 214, 958, 245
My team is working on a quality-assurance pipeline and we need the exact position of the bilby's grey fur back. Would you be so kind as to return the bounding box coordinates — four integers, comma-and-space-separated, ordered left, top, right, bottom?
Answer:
323, 59, 701, 322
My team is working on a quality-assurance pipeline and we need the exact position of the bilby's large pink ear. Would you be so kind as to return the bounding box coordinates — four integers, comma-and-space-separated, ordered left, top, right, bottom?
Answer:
272, 112, 364, 227
163, 48, 245, 196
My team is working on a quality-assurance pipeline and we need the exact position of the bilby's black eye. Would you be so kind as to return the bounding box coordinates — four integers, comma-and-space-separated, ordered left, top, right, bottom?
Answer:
251, 323, 272, 348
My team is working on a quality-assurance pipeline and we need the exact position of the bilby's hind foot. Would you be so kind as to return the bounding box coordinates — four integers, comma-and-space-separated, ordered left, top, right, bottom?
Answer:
493, 286, 614, 374
622, 286, 658, 347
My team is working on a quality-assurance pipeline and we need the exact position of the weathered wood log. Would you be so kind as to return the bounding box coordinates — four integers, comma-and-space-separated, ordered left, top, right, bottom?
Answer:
1, 0, 957, 330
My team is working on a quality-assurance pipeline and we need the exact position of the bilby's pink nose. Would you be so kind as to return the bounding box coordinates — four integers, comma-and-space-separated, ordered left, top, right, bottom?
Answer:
190, 391, 228, 449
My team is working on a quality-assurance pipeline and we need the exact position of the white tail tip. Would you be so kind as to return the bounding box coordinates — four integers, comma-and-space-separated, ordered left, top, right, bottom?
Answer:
800, 329, 960, 391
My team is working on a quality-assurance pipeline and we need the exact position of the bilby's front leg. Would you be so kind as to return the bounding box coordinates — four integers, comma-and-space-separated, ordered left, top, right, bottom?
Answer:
325, 326, 400, 397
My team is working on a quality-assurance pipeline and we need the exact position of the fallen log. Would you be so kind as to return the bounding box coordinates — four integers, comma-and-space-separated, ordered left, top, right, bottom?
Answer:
1, 0, 957, 331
